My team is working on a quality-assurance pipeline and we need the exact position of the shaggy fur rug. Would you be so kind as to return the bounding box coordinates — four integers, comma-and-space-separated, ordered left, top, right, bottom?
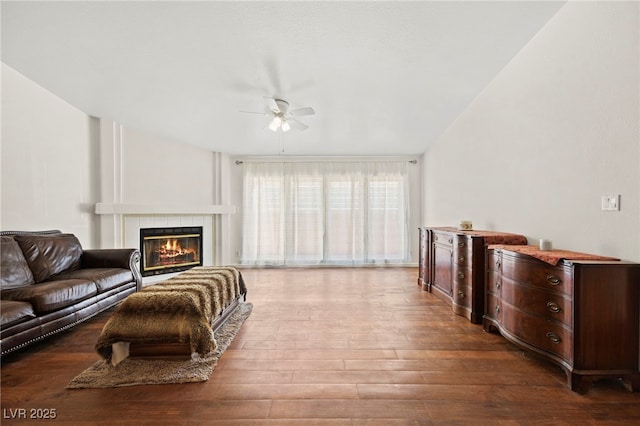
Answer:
66, 302, 252, 389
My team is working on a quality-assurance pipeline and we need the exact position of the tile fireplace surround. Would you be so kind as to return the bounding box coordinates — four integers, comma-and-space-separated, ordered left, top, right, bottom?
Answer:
95, 203, 235, 285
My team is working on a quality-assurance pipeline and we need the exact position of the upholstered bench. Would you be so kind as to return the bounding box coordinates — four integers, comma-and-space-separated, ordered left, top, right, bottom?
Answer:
95, 266, 247, 365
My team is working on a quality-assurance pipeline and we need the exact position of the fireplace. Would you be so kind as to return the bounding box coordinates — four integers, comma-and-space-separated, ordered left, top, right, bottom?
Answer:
140, 226, 203, 277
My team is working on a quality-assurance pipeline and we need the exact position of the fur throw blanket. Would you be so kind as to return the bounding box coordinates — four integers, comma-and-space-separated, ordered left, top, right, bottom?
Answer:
95, 266, 246, 362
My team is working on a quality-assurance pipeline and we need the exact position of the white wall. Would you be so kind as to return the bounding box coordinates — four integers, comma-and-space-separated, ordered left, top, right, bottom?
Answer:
423, 2, 640, 261
1, 63, 100, 247
121, 127, 216, 205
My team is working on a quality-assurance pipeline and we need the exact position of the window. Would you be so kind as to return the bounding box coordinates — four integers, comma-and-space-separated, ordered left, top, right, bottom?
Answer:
242, 161, 409, 265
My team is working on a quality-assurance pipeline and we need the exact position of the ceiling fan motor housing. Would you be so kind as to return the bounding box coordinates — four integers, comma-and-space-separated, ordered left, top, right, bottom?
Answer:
274, 99, 289, 114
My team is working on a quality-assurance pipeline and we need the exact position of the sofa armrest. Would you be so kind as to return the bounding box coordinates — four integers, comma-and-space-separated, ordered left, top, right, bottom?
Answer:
81, 249, 142, 291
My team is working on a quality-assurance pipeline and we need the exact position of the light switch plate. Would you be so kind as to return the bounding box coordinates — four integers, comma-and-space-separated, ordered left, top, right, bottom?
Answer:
601, 194, 620, 211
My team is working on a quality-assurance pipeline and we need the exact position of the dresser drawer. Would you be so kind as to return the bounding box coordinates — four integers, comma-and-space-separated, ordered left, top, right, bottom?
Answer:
500, 302, 572, 362
486, 270, 501, 295
454, 252, 471, 267
454, 265, 472, 286
454, 234, 472, 248
485, 293, 501, 322
453, 236, 472, 266
501, 255, 573, 297
501, 278, 572, 326
486, 249, 501, 273
432, 231, 454, 247
453, 236, 473, 257
453, 283, 472, 309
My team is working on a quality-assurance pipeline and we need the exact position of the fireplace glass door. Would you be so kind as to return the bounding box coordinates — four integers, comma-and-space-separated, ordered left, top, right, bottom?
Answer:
140, 226, 203, 276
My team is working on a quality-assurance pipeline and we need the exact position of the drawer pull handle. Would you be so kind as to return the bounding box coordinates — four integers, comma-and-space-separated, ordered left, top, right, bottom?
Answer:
448, 238, 453, 244
546, 275, 561, 285
458, 257, 465, 262
495, 305, 500, 314
458, 272, 465, 279
496, 281, 501, 289
546, 332, 561, 344
457, 291, 465, 299
546, 302, 561, 313
458, 242, 465, 247
496, 261, 501, 269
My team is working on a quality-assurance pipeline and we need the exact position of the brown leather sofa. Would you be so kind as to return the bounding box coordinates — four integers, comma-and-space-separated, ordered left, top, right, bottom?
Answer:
1, 230, 141, 356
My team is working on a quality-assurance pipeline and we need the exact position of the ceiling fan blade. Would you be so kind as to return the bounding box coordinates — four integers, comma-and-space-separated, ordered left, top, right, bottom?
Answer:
240, 110, 268, 115
263, 97, 280, 114
289, 106, 315, 117
287, 118, 309, 131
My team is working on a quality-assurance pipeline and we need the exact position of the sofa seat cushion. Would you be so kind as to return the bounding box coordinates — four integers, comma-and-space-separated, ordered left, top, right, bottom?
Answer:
1, 279, 97, 314
55, 268, 134, 293
1, 236, 36, 289
15, 233, 83, 283
1, 300, 36, 328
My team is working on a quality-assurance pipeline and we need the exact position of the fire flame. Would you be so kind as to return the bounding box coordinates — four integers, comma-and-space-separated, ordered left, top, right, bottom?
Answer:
158, 239, 196, 258
165, 239, 179, 251
144, 236, 200, 271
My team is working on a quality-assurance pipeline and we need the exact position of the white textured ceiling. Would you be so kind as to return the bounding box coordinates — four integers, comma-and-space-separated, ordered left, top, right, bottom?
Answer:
1, 1, 565, 156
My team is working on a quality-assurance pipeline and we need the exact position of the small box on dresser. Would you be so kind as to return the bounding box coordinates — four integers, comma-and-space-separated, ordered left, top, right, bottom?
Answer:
484, 245, 640, 393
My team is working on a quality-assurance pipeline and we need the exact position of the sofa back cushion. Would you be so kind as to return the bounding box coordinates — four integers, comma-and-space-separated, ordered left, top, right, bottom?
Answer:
0, 236, 36, 289
15, 233, 83, 282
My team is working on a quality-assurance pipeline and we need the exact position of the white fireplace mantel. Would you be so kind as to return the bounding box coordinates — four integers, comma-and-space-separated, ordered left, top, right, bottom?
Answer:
95, 203, 236, 215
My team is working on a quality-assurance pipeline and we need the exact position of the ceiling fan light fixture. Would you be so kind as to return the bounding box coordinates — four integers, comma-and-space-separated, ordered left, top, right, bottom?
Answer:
242, 97, 315, 132
268, 116, 282, 132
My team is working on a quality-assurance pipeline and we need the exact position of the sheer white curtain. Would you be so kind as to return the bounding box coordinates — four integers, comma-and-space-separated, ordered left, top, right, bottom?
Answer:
241, 161, 409, 265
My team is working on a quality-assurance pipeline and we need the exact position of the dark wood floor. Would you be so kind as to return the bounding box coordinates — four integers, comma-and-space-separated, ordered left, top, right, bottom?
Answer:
2, 267, 639, 425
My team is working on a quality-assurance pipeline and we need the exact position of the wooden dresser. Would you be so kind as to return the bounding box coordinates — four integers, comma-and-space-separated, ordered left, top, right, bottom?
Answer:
484, 245, 640, 393
418, 227, 527, 323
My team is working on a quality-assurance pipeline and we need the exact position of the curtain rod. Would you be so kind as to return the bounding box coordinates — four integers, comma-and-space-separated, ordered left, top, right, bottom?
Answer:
235, 159, 417, 165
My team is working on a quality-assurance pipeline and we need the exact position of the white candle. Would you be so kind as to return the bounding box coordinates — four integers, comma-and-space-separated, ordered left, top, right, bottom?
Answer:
539, 239, 552, 251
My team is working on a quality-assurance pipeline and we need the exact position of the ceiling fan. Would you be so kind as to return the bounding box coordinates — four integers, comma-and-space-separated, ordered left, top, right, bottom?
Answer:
241, 97, 315, 132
